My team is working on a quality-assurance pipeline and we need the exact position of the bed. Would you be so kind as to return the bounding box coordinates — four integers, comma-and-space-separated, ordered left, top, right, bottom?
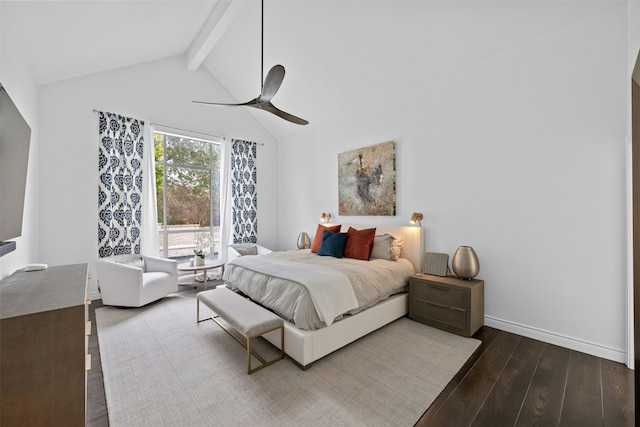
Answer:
223, 225, 424, 368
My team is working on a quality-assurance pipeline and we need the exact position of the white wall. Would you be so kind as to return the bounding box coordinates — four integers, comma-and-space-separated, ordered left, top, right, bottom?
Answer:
38, 55, 279, 296
0, 2, 40, 279
279, 2, 629, 362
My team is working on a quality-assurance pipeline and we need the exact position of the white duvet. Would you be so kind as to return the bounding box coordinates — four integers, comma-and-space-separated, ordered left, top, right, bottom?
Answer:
223, 249, 415, 330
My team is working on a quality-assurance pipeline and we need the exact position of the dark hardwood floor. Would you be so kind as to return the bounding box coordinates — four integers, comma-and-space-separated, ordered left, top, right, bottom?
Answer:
87, 299, 634, 426
417, 327, 635, 426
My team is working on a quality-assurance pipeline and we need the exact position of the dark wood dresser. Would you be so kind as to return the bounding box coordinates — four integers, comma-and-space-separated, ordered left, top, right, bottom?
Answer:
409, 274, 484, 337
0, 263, 90, 426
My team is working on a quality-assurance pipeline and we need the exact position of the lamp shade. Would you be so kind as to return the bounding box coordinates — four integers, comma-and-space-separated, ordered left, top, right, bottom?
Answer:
297, 232, 310, 249
409, 212, 423, 225
452, 246, 479, 279
320, 212, 332, 223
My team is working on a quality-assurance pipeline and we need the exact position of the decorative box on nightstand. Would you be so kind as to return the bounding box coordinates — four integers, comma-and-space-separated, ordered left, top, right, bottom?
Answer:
409, 274, 484, 337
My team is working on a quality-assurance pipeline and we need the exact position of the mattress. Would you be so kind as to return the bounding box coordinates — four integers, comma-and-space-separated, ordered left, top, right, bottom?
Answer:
223, 249, 415, 330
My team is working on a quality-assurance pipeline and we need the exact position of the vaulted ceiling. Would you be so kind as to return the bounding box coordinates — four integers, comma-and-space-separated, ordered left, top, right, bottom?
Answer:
2, 0, 622, 140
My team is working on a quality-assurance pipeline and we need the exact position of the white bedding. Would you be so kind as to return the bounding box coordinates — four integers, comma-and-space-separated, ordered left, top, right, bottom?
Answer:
223, 249, 415, 330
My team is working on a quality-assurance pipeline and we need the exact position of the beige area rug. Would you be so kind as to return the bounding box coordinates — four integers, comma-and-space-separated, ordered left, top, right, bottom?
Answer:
96, 290, 480, 427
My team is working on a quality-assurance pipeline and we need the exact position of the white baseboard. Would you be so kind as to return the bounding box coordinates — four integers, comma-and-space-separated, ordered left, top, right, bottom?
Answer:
484, 315, 628, 366
90, 291, 102, 301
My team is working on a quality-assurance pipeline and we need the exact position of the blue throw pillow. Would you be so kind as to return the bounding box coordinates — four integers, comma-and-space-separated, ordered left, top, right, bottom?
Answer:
317, 230, 348, 258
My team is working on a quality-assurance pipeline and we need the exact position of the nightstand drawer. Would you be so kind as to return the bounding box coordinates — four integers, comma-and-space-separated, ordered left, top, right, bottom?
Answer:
411, 298, 466, 330
410, 281, 466, 308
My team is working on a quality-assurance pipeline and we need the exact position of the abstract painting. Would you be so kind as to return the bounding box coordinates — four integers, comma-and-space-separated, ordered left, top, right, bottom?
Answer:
338, 141, 396, 216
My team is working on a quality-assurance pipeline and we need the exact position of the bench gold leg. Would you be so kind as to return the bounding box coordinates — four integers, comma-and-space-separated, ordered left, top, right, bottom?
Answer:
247, 337, 253, 374
201, 313, 284, 374
197, 299, 210, 323
247, 325, 285, 375
197, 297, 285, 374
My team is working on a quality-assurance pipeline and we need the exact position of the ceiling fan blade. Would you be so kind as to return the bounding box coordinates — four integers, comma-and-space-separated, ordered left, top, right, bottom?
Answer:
257, 102, 309, 125
192, 101, 243, 107
259, 65, 285, 102
193, 96, 261, 107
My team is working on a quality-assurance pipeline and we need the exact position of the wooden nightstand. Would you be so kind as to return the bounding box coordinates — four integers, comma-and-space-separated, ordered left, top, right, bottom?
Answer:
409, 274, 484, 337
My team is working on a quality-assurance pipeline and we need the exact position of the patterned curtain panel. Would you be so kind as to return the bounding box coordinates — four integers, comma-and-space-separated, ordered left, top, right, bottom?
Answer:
231, 139, 258, 243
97, 111, 144, 257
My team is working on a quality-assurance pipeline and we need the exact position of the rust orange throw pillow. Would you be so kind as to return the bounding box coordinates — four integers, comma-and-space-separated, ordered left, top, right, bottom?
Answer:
311, 224, 342, 253
344, 227, 376, 260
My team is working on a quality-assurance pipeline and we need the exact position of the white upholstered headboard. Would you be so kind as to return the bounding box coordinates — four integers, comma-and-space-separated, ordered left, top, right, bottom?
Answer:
339, 224, 424, 272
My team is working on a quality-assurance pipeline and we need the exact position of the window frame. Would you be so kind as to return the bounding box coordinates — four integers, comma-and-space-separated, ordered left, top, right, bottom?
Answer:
154, 130, 221, 260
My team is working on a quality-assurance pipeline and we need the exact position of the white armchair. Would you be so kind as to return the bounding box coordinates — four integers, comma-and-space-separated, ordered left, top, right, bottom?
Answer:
227, 243, 272, 264
95, 254, 178, 307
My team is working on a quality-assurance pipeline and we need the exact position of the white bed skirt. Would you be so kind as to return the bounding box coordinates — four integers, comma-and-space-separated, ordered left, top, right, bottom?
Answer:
262, 292, 409, 368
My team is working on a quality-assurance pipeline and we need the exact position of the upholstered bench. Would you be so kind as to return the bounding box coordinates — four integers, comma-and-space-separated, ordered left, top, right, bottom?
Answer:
197, 287, 285, 374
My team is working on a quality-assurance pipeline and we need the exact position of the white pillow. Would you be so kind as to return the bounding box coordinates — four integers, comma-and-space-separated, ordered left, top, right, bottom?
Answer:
369, 233, 397, 261
370, 233, 403, 261
234, 245, 258, 256
392, 235, 404, 259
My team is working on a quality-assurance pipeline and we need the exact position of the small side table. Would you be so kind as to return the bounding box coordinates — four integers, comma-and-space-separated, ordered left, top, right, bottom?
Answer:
177, 260, 225, 290
408, 274, 484, 337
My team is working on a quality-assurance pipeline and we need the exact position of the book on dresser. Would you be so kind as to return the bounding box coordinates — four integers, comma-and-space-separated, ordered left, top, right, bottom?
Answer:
0, 263, 90, 427
409, 274, 484, 337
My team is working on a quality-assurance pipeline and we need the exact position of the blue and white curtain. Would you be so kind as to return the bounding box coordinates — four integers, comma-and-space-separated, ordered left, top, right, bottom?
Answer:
231, 139, 258, 243
97, 112, 144, 257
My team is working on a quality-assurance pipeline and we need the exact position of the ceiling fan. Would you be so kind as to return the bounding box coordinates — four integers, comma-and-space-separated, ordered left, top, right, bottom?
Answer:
193, 0, 308, 125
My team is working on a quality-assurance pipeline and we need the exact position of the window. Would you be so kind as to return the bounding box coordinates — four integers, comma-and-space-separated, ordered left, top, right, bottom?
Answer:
154, 131, 221, 260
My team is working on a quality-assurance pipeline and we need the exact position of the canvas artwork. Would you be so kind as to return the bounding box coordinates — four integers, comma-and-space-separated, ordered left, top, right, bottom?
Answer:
338, 141, 396, 216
